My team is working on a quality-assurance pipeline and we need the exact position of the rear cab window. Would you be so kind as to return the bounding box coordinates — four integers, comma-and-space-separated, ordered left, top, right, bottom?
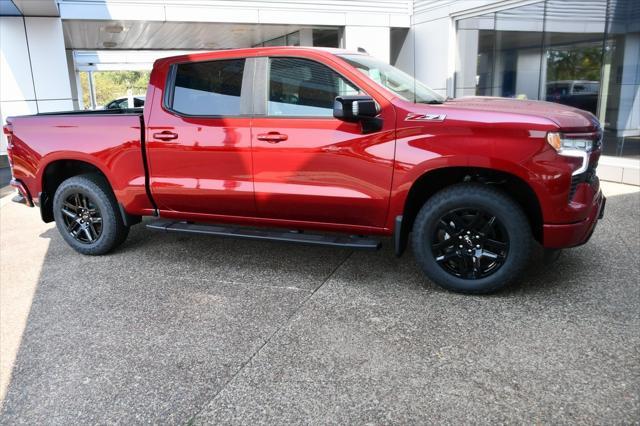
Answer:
168, 58, 246, 116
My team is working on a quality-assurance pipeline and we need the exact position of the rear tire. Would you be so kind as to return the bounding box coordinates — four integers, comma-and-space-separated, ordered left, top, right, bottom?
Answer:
53, 174, 129, 255
412, 183, 532, 294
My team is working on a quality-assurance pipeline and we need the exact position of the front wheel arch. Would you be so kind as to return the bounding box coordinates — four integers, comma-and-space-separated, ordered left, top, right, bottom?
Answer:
395, 166, 542, 256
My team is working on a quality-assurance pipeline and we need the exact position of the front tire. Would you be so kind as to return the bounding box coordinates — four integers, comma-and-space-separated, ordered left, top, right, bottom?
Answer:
53, 174, 129, 255
412, 183, 532, 294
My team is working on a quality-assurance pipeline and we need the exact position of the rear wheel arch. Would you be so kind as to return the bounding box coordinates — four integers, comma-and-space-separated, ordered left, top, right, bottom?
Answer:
39, 159, 138, 226
396, 166, 543, 255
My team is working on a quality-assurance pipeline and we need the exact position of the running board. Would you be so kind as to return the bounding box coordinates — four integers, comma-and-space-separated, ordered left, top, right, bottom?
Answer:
146, 219, 381, 250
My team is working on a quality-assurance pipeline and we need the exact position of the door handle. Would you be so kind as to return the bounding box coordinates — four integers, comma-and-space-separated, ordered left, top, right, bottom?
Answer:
153, 130, 178, 141
257, 132, 288, 143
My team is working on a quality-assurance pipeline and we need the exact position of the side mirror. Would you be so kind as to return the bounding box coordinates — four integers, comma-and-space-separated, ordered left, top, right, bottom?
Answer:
333, 95, 382, 134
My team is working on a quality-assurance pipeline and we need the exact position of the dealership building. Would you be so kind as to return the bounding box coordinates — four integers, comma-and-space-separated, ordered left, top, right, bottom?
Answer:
0, 0, 638, 181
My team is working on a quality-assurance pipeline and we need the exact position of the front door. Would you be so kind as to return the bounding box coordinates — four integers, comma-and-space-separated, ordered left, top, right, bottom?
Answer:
251, 56, 396, 228
146, 57, 256, 217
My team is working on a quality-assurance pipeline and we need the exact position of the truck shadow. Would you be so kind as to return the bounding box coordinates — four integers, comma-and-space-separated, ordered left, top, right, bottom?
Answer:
0, 188, 637, 423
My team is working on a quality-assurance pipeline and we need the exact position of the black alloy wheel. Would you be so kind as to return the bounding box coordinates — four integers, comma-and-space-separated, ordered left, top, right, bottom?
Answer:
53, 174, 129, 255
61, 192, 103, 243
412, 183, 532, 294
431, 208, 509, 280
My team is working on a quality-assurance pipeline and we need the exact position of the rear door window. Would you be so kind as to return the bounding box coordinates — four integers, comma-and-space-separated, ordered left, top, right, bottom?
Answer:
170, 59, 245, 116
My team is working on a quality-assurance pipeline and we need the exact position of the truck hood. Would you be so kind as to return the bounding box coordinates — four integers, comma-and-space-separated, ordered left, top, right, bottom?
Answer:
442, 96, 599, 130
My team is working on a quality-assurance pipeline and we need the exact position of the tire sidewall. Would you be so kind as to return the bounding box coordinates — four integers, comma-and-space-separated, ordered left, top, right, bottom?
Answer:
53, 177, 120, 255
413, 185, 531, 294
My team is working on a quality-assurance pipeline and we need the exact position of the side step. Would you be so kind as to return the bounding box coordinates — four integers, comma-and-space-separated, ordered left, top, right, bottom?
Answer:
146, 219, 381, 250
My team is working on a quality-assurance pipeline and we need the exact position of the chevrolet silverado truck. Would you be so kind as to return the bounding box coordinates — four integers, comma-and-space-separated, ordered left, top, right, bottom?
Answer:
5, 47, 605, 294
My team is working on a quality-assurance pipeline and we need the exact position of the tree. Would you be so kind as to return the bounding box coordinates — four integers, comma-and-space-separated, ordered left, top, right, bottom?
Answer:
80, 71, 150, 108
546, 45, 602, 82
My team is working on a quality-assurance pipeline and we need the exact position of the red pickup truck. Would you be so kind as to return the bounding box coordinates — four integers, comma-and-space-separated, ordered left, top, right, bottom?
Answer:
5, 47, 605, 294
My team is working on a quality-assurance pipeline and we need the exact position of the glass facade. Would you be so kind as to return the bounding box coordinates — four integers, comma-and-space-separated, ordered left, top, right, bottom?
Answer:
456, 0, 639, 158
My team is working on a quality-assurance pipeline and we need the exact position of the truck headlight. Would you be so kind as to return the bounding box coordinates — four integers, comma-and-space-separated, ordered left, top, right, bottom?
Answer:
547, 132, 600, 176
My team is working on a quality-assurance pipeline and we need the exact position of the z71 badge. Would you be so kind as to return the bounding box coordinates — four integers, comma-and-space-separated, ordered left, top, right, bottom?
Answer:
405, 113, 446, 122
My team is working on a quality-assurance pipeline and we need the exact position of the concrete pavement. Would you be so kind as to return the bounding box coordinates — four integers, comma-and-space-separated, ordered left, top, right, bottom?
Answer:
0, 182, 638, 424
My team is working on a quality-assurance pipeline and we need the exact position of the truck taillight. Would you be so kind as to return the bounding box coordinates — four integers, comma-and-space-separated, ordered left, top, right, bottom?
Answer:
2, 123, 13, 135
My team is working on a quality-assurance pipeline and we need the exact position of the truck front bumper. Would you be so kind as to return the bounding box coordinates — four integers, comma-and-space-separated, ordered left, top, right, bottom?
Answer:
543, 189, 605, 249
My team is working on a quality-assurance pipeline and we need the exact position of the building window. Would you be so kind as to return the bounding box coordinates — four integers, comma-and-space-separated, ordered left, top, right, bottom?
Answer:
313, 29, 341, 47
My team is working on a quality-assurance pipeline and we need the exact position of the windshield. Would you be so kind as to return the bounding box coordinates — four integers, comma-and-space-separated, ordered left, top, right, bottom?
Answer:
339, 54, 445, 104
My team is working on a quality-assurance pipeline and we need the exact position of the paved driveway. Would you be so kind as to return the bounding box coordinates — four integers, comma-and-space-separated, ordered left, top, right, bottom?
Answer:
0, 182, 638, 424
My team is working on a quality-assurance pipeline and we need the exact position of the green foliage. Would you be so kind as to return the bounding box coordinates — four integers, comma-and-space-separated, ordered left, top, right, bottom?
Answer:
546, 45, 602, 82
80, 71, 150, 108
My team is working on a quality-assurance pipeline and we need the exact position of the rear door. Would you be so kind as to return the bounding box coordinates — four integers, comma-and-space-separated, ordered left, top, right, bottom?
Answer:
146, 57, 256, 217
250, 56, 396, 228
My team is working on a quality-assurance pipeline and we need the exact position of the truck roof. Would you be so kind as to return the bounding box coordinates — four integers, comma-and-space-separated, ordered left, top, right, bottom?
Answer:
153, 46, 366, 66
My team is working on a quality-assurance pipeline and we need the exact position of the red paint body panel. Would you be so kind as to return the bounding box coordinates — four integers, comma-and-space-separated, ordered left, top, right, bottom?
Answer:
6, 113, 153, 216
543, 185, 605, 248
5, 47, 604, 249
251, 116, 395, 228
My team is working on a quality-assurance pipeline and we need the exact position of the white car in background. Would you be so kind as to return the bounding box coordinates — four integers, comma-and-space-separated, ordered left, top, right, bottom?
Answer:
104, 95, 145, 110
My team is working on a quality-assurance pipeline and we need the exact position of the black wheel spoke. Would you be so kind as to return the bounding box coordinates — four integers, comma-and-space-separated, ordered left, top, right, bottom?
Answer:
473, 255, 482, 275
88, 222, 98, 239
432, 237, 455, 251
61, 192, 102, 244
447, 213, 466, 232
485, 238, 507, 252
63, 201, 78, 212
479, 216, 496, 235
431, 208, 509, 280
460, 256, 475, 279
83, 227, 93, 242
67, 220, 79, 233
435, 252, 459, 263
481, 249, 504, 261
61, 208, 77, 219
438, 219, 458, 236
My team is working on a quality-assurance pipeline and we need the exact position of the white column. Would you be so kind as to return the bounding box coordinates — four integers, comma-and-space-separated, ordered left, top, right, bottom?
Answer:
1, 17, 38, 154
66, 49, 81, 110
299, 28, 314, 46
344, 26, 390, 63
410, 18, 451, 97
24, 17, 73, 113
0, 16, 73, 154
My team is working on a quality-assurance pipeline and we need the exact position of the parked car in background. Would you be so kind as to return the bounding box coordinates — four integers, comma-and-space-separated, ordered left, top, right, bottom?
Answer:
546, 80, 599, 115
5, 47, 605, 294
104, 95, 145, 110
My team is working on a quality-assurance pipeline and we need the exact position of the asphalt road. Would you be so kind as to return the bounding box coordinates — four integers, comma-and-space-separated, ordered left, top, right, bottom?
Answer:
0, 182, 638, 424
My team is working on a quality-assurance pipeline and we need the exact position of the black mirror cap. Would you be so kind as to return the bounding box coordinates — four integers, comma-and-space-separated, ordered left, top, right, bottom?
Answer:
333, 95, 378, 121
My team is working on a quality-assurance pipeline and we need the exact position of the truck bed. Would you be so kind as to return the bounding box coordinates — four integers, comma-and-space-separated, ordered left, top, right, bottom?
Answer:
7, 110, 154, 217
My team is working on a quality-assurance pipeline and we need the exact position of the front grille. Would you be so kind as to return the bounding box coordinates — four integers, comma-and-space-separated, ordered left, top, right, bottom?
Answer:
569, 159, 599, 201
